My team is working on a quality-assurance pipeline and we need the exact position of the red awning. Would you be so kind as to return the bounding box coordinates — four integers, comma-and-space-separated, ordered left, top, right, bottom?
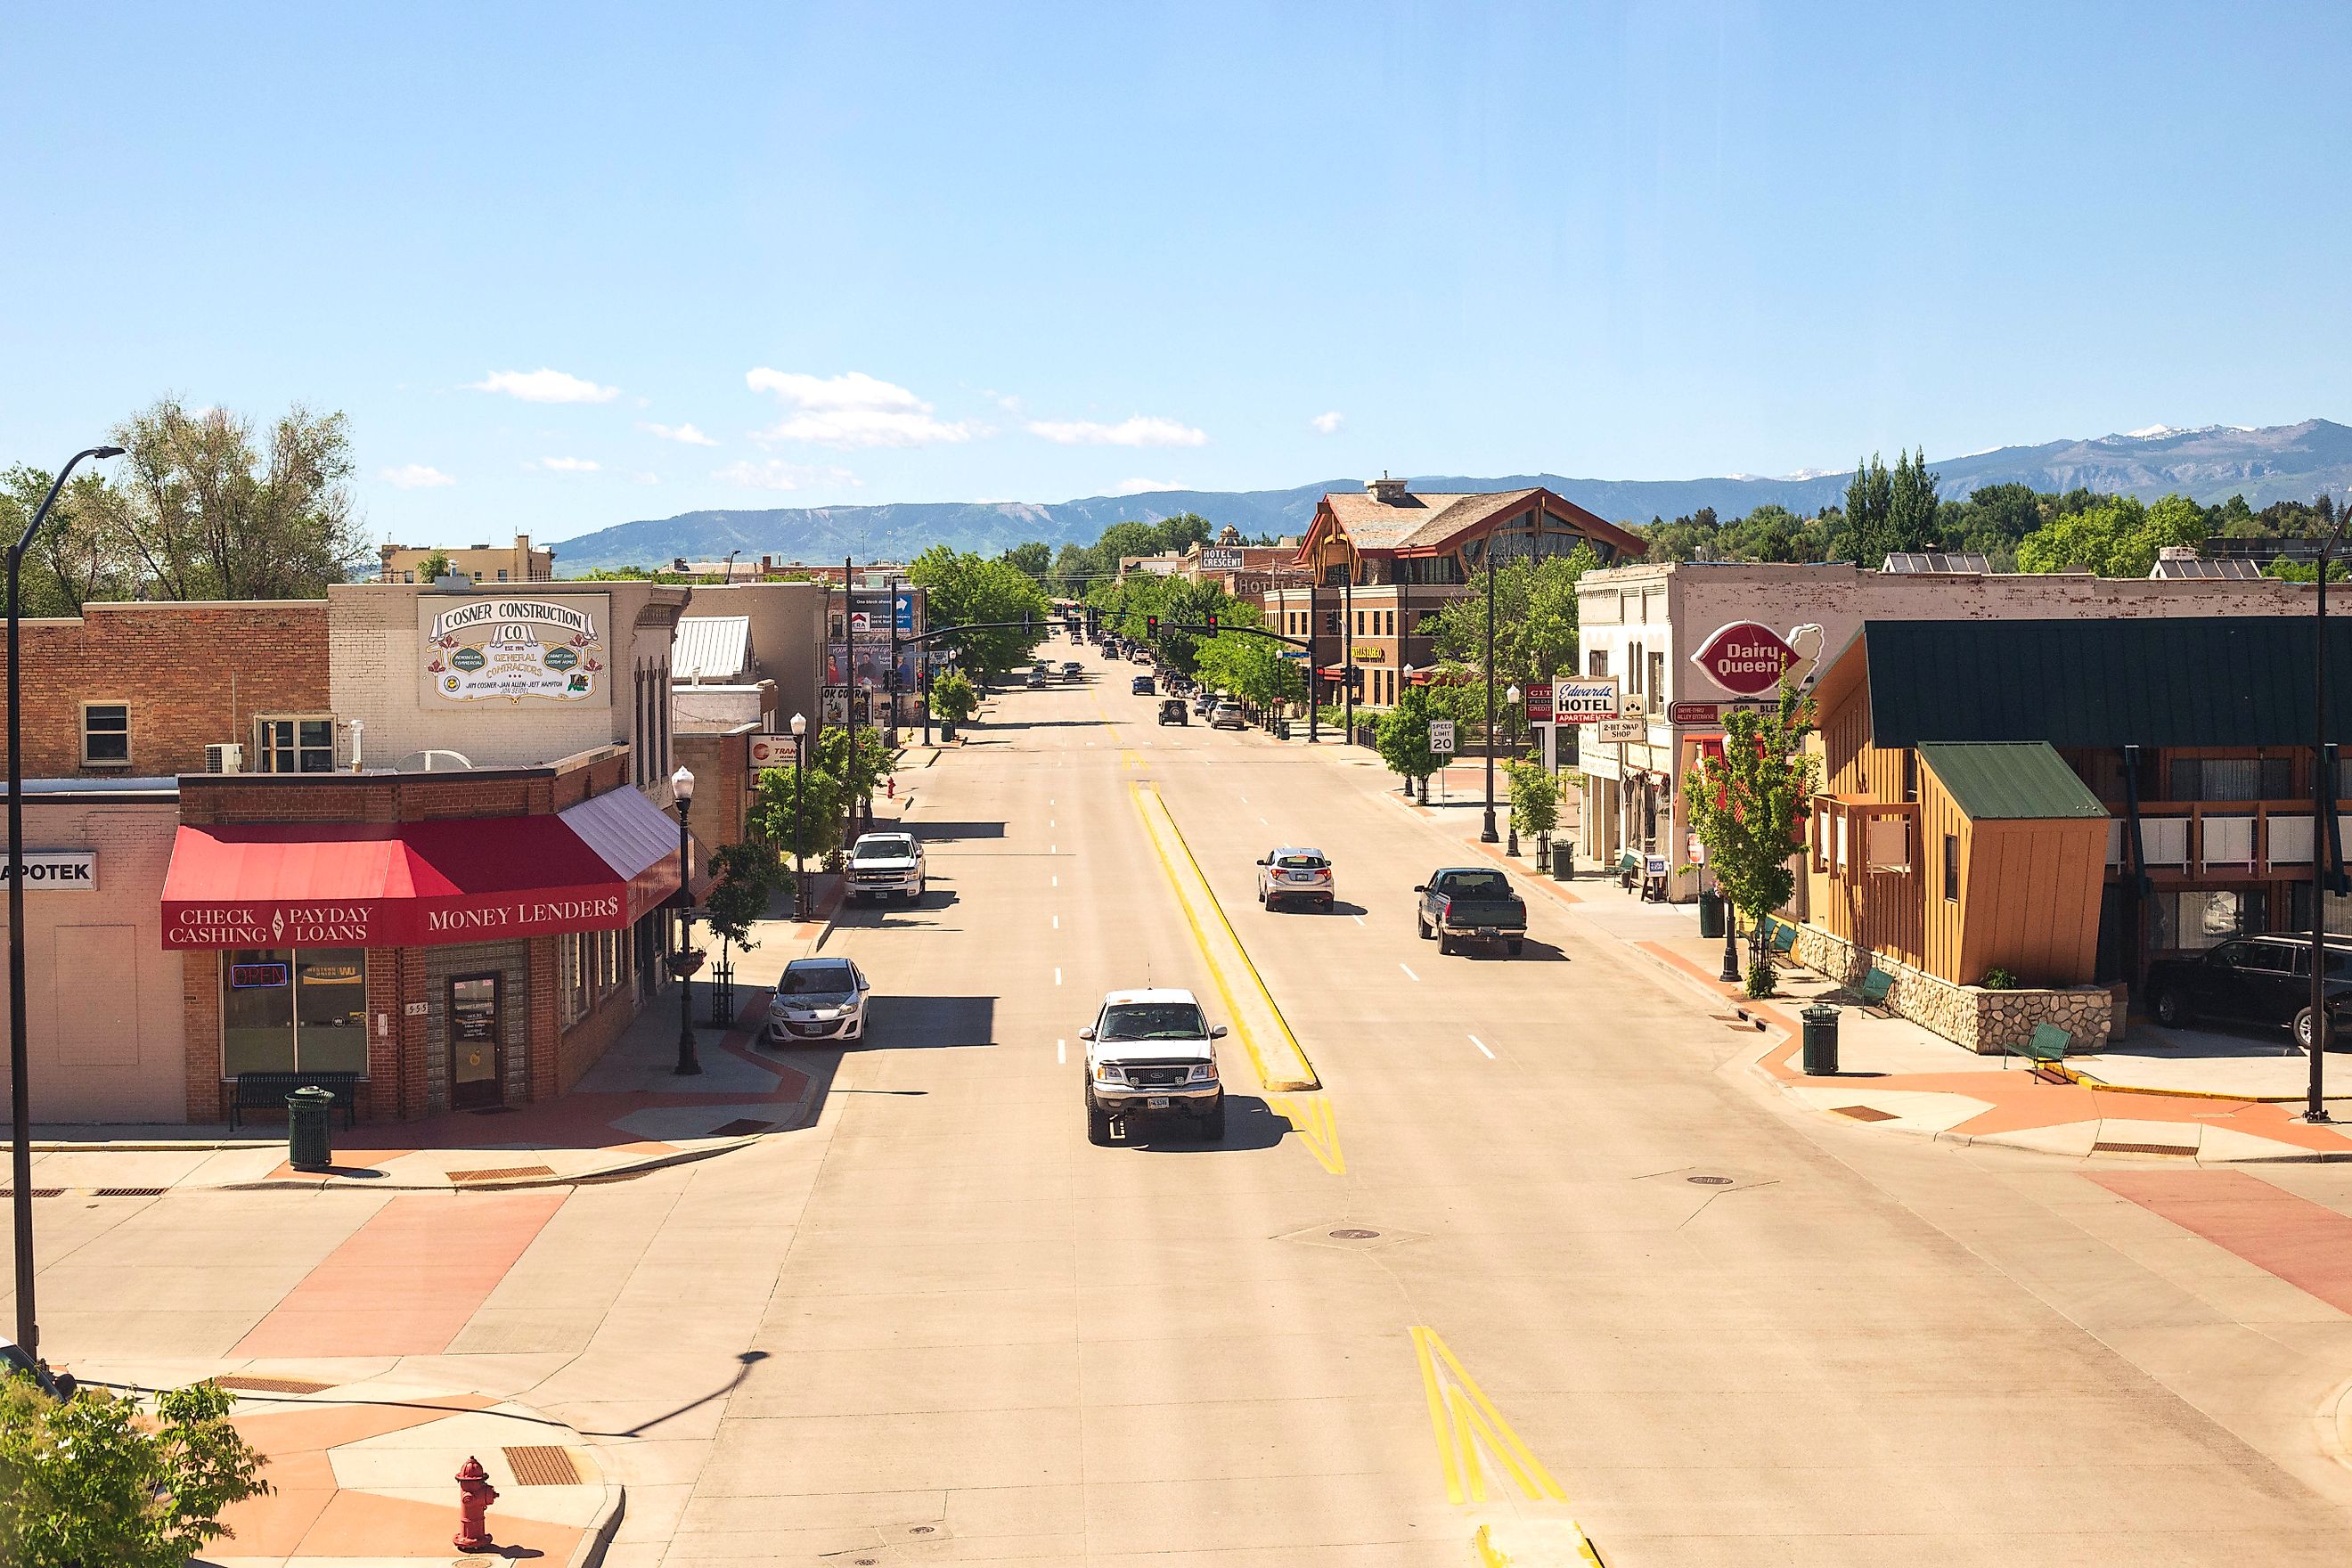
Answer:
161, 788, 688, 950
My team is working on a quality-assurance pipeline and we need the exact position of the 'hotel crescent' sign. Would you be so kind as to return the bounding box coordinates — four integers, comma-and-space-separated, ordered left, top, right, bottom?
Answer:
1689, 622, 1797, 697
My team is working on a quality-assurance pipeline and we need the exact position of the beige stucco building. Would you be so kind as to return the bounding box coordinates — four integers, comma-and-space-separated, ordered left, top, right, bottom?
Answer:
380, 534, 555, 585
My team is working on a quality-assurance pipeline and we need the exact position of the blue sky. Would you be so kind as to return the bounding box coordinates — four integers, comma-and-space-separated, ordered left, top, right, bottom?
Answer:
6, 2, 2349, 547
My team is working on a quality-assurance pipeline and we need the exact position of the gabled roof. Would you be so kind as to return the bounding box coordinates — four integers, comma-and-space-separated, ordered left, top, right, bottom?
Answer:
1918, 743, 2107, 820
1309, 486, 1647, 560
674, 616, 752, 682
1861, 617, 2352, 747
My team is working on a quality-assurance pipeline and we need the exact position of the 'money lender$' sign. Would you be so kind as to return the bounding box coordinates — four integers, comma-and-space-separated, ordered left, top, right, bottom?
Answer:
1688, 622, 1797, 697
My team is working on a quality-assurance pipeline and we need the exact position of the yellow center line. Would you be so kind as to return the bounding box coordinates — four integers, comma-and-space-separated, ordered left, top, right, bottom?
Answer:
1412, 1325, 1608, 1564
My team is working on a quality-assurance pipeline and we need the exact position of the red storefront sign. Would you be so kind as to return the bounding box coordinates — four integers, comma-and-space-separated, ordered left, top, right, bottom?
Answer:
1688, 622, 1797, 697
1669, 701, 1718, 725
1525, 683, 1554, 723
160, 788, 687, 950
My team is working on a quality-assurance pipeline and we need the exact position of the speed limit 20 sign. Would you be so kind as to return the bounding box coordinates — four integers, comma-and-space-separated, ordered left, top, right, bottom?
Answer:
1551, 677, 1621, 723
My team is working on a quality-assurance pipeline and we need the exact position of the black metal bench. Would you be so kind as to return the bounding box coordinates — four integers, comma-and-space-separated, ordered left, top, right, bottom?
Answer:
229, 1071, 361, 1131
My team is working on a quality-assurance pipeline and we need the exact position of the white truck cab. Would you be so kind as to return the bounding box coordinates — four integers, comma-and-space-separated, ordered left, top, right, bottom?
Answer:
1081, 987, 1227, 1145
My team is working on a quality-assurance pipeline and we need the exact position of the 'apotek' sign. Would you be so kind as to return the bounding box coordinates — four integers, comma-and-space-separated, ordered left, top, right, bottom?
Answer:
0, 851, 95, 890
1688, 622, 1796, 697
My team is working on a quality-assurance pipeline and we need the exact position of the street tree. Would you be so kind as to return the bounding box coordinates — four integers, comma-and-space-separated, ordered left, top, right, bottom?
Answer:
1683, 680, 1818, 998
1505, 758, 1561, 842
0, 464, 125, 615
1425, 546, 1598, 701
910, 544, 1049, 682
699, 840, 794, 950
1374, 683, 1443, 796
750, 761, 847, 864
416, 549, 452, 581
928, 667, 979, 728
0, 1376, 270, 1567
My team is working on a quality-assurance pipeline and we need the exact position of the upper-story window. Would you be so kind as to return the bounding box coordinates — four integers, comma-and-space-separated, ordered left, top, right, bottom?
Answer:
257, 716, 336, 773
1588, 649, 1608, 677
82, 703, 129, 766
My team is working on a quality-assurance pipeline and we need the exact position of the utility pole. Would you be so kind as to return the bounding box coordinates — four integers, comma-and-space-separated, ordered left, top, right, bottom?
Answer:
2310, 505, 2348, 1122
1482, 541, 1500, 844
1304, 583, 1319, 744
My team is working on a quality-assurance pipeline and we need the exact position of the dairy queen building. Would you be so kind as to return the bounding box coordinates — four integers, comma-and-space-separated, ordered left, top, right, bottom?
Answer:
1, 579, 701, 1125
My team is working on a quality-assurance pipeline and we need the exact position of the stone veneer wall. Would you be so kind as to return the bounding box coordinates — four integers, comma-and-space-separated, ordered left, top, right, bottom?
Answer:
1788, 922, 2112, 1055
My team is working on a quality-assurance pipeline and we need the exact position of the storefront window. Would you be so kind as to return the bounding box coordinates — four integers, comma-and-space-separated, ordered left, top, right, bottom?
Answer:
2152, 891, 2266, 952
220, 948, 368, 1076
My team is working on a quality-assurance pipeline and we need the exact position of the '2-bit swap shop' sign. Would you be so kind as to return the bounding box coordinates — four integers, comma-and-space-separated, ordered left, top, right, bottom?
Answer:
1687, 622, 1797, 697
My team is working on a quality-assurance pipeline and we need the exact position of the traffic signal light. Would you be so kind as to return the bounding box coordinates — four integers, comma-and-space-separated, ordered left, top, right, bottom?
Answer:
1204, 612, 1218, 633
1146, 615, 1158, 638
1348, 666, 1365, 696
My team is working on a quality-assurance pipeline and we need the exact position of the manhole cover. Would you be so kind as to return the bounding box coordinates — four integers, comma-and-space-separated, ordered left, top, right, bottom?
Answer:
1329, 1228, 1381, 1240
1687, 1175, 1735, 1185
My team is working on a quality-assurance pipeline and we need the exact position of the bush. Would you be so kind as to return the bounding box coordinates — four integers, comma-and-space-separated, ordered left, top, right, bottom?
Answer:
929, 668, 978, 725
0, 1376, 270, 1566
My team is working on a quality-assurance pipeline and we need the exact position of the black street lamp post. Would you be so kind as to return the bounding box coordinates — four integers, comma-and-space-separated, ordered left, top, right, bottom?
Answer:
1304, 584, 1319, 744
9, 444, 119, 1360
1481, 544, 1499, 844
790, 713, 809, 919
1505, 684, 1522, 855
671, 764, 700, 1076
2309, 508, 2349, 1122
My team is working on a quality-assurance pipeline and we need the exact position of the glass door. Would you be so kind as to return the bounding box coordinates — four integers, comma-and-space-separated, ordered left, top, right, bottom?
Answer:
448, 974, 502, 1109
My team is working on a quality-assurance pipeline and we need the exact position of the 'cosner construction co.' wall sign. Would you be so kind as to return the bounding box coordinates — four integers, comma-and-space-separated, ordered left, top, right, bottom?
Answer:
1688, 622, 1798, 697
421, 595, 610, 707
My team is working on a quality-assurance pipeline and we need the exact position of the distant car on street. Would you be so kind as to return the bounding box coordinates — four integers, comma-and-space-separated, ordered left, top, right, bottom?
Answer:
1416, 867, 1528, 956
1256, 847, 1335, 911
1211, 701, 1246, 731
1158, 697, 1188, 725
1061, 660, 1084, 680
2145, 935, 2352, 1049
767, 957, 871, 1044
1131, 674, 1156, 695
1082, 987, 1227, 1144
1194, 690, 1217, 715
846, 830, 926, 904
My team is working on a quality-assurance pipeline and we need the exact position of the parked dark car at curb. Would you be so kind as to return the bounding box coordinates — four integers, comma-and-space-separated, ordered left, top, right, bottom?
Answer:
1416, 868, 1527, 955
2144, 935, 2352, 1050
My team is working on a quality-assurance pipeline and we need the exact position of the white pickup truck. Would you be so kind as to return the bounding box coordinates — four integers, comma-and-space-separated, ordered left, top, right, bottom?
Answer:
846, 831, 927, 905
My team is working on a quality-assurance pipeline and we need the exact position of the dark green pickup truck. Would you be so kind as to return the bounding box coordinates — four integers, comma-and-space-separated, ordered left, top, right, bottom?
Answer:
1415, 868, 1528, 956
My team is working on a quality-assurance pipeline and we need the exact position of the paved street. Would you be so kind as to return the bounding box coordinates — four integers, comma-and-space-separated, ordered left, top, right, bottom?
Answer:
16, 645, 2352, 1564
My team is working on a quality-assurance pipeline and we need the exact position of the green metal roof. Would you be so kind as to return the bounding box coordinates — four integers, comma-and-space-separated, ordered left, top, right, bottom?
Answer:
1918, 742, 2109, 820
1864, 617, 2352, 747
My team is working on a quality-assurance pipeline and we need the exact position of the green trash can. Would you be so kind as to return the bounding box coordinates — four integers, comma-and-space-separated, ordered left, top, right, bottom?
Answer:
286, 1085, 335, 1172
1801, 1004, 1840, 1076
1697, 891, 1726, 940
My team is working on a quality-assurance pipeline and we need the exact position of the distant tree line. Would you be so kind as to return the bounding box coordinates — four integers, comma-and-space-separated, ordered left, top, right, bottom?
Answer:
978, 513, 1284, 599
1637, 446, 2348, 577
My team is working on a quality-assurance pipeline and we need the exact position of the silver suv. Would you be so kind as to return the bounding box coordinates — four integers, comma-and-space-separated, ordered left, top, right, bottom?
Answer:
846, 831, 926, 904
1082, 988, 1227, 1145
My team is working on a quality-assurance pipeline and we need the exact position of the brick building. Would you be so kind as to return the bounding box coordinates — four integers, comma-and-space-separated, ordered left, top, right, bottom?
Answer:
1, 581, 701, 1125
12, 601, 329, 778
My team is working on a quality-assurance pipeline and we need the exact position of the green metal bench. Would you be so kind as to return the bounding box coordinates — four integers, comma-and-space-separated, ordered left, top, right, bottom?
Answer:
1764, 919, 1800, 968
1853, 968, 1895, 1017
2005, 1023, 2074, 1081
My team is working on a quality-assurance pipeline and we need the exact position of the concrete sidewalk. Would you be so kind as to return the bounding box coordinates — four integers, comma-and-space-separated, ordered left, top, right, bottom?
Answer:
1350, 748, 2352, 1164
57, 1363, 624, 1567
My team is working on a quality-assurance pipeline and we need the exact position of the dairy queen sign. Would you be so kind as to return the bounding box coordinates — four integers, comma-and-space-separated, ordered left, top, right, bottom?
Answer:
1688, 622, 1798, 698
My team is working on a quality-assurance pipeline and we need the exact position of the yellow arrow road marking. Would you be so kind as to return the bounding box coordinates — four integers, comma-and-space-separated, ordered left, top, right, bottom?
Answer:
1412, 1327, 1608, 1564
1264, 1093, 1344, 1176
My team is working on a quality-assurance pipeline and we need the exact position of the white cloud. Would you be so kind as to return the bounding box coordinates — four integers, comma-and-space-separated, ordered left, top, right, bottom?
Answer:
378, 463, 455, 490
466, 368, 620, 404
537, 456, 601, 472
745, 369, 976, 448
715, 460, 860, 491
1025, 415, 1206, 448
1111, 478, 1184, 495
640, 421, 718, 446
1310, 410, 1345, 436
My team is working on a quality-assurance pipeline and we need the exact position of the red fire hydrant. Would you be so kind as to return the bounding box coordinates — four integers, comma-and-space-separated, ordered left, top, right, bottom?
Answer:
453, 1456, 498, 1550
886, 774, 896, 800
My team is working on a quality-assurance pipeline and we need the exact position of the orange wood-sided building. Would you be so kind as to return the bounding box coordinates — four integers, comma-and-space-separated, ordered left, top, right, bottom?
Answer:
1802, 617, 2352, 993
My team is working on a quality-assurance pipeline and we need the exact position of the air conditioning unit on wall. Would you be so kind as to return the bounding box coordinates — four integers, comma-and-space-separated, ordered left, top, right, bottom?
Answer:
204, 743, 243, 774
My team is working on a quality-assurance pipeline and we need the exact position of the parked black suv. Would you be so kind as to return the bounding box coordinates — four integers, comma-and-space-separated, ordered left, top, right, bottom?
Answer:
2144, 935, 2352, 1050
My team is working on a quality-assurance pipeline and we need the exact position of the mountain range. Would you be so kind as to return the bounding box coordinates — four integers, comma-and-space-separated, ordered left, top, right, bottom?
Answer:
548, 418, 2352, 573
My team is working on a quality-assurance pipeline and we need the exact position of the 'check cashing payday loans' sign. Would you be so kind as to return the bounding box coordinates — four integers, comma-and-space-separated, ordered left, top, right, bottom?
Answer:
421, 595, 610, 706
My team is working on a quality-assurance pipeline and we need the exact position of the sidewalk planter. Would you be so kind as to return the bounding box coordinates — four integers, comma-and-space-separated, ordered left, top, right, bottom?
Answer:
1801, 1005, 1840, 1076
1788, 920, 2112, 1054
1697, 891, 1726, 940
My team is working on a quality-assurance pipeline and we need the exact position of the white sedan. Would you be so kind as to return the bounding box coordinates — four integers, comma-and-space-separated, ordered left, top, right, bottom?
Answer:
766, 957, 870, 1045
